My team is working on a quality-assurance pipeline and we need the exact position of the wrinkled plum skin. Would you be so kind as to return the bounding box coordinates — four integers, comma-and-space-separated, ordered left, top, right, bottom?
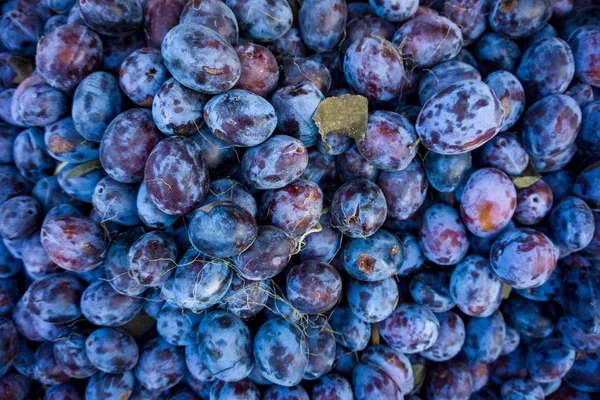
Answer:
425, 152, 472, 193
441, 0, 489, 44
22, 273, 83, 323
485, 72, 526, 133
474, 33, 521, 75
144, 0, 188, 49
279, 57, 332, 95
416, 80, 505, 155
491, 228, 557, 289
419, 61, 482, 105
299, 0, 345, 52
550, 196, 595, 252
393, 14, 463, 68
514, 180, 554, 226
44, 118, 99, 163
189, 201, 257, 258
235, 225, 292, 280
426, 360, 473, 400
271, 81, 324, 147
356, 111, 417, 172
80, 281, 144, 327
41, 215, 106, 272
227, 0, 293, 42
344, 37, 404, 102
516, 37, 574, 100
119, 48, 170, 108
419, 204, 469, 266
254, 318, 308, 386
78, 0, 142, 37
479, 132, 528, 176
199, 311, 253, 382
72, 72, 123, 142
0, 10, 43, 55
421, 311, 465, 362
127, 230, 178, 287
0, 196, 42, 241
347, 277, 398, 323
329, 306, 371, 352
162, 24, 241, 94
460, 168, 517, 238
379, 303, 440, 354
36, 24, 102, 92
409, 271, 454, 313
489, 0, 552, 39
180, 0, 239, 44
85, 328, 139, 374
234, 43, 279, 98
287, 260, 342, 314
569, 26, 600, 88
135, 337, 185, 391
463, 311, 506, 364
331, 179, 387, 238
337, 144, 380, 183
204, 89, 276, 148
242, 134, 307, 190
259, 179, 323, 238
145, 136, 209, 216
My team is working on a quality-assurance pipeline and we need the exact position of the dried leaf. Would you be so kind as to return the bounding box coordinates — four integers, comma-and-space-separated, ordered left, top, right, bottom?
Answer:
313, 94, 368, 152
412, 363, 426, 390
502, 283, 512, 299
63, 159, 103, 179
371, 323, 380, 345
512, 161, 542, 189
7, 55, 34, 85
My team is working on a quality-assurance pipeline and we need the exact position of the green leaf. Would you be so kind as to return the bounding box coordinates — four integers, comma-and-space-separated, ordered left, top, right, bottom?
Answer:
63, 159, 102, 179
512, 161, 542, 189
313, 94, 368, 152
412, 363, 427, 390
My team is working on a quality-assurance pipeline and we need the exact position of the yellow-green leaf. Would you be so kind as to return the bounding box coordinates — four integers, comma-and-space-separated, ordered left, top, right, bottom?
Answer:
313, 94, 368, 152
512, 161, 542, 189
63, 159, 102, 179
502, 283, 512, 299
412, 363, 426, 390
